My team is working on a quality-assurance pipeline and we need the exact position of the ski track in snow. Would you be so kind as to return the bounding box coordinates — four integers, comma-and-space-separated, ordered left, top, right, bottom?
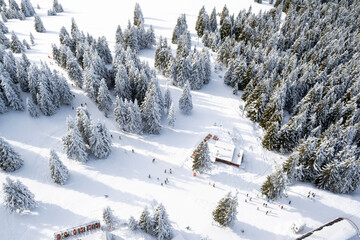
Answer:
0, 0, 359, 239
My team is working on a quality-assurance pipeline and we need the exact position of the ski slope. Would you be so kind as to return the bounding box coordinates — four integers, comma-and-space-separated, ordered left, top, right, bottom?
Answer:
0, 0, 360, 239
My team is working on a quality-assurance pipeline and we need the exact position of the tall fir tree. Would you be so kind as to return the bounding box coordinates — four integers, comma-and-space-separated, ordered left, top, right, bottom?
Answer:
10, 31, 24, 53
152, 203, 173, 240
178, 81, 193, 115
26, 97, 38, 117
138, 206, 153, 234
103, 206, 118, 230
89, 121, 112, 159
212, 192, 238, 227
97, 78, 112, 112
49, 150, 69, 185
0, 137, 23, 172
192, 140, 212, 173
62, 117, 88, 162
34, 15, 46, 33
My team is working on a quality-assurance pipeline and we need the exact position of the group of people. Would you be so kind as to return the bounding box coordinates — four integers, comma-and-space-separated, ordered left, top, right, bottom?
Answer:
148, 158, 174, 186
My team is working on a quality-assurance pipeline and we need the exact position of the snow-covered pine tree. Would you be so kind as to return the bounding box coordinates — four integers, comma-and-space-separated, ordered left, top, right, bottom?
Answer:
178, 81, 193, 115
10, 31, 24, 53
128, 216, 138, 231
83, 65, 100, 99
261, 165, 289, 200
49, 150, 69, 185
0, 31, 10, 48
167, 103, 175, 127
133, 3, 144, 27
34, 15, 46, 33
114, 96, 126, 130
21, 0, 35, 17
52, 70, 73, 105
3, 51, 18, 83
36, 80, 57, 116
145, 25, 156, 49
97, 78, 112, 112
66, 48, 83, 88
163, 86, 172, 114
141, 88, 162, 134
192, 140, 212, 173
115, 25, 123, 48
62, 117, 88, 162
0, 95, 8, 113
75, 106, 92, 145
134, 69, 149, 104
152, 203, 173, 240
22, 39, 31, 50
138, 206, 153, 234
3, 177, 37, 213
195, 6, 210, 37
1, 76, 24, 111
29, 32, 35, 45
53, 0, 63, 13
212, 192, 238, 227
26, 97, 38, 117
172, 14, 188, 44
103, 206, 118, 231
114, 64, 132, 100
149, 76, 164, 115
0, 137, 23, 172
89, 121, 112, 159
210, 7, 217, 32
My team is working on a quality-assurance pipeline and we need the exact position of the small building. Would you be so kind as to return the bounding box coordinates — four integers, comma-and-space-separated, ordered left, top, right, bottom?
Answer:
208, 140, 243, 167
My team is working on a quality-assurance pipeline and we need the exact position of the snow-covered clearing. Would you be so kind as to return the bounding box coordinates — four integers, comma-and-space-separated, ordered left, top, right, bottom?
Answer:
0, 0, 360, 239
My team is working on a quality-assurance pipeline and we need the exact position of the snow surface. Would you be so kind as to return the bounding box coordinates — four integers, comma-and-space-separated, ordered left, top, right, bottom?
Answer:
0, 0, 360, 239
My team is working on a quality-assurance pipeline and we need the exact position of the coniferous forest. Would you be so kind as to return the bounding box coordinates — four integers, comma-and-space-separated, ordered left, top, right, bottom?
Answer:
194, 0, 360, 196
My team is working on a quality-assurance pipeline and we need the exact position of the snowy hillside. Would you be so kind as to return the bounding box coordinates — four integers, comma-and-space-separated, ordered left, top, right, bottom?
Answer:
0, 0, 360, 240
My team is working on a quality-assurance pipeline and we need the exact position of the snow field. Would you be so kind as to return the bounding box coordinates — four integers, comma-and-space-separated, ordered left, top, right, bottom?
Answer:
0, 0, 359, 239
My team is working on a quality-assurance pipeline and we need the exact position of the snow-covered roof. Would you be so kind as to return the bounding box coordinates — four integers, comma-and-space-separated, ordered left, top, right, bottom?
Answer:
209, 140, 235, 163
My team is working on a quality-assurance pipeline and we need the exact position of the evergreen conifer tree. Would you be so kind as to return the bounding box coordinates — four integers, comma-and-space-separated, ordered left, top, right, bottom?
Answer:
133, 3, 144, 27
138, 206, 153, 234
10, 31, 24, 53
210, 8, 217, 32
178, 81, 193, 115
89, 121, 112, 159
163, 86, 172, 114
261, 165, 289, 200
26, 97, 38, 117
128, 216, 137, 231
167, 103, 175, 127
62, 117, 88, 162
75, 106, 92, 145
212, 192, 238, 227
34, 15, 46, 33
97, 78, 112, 112
103, 206, 118, 230
49, 150, 69, 185
192, 140, 212, 173
66, 48, 83, 87
152, 203, 173, 240
141, 89, 161, 134
0, 137, 23, 172
3, 177, 37, 213
29, 32, 35, 45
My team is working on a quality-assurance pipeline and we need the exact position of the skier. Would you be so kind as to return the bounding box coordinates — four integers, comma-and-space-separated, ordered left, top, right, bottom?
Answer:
152, 158, 155, 163
213, 183, 215, 187
148, 174, 151, 178
132, 149, 134, 153
289, 200, 291, 205
170, 168, 172, 174
164, 169, 167, 173
266, 211, 268, 215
